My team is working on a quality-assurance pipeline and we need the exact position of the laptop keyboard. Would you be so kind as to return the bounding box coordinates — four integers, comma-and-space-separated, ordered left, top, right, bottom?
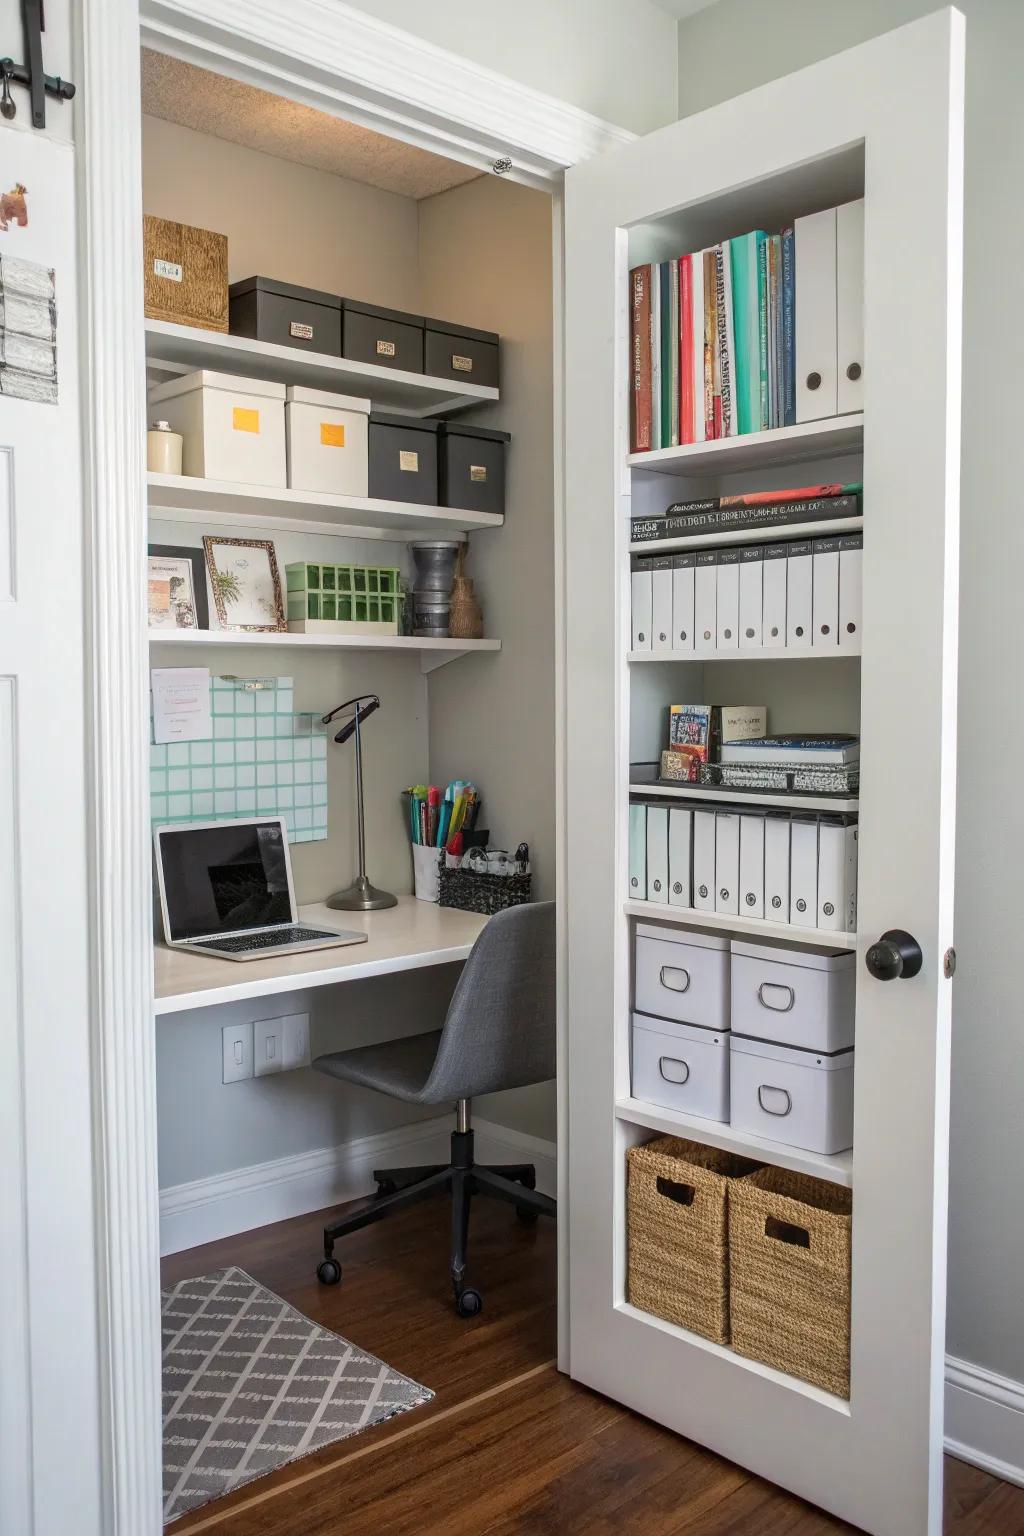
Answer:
191, 928, 341, 954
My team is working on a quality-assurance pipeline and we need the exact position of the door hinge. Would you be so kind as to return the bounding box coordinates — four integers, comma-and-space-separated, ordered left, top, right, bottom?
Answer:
943, 947, 956, 979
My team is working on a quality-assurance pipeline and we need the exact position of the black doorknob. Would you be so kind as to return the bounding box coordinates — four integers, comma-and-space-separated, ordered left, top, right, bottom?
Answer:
865, 929, 923, 981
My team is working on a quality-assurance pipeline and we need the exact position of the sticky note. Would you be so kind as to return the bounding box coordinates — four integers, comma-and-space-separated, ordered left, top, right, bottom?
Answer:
232, 407, 260, 434
320, 422, 346, 447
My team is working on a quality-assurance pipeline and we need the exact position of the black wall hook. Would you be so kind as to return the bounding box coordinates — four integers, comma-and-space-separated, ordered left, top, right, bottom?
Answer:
1, 0, 76, 130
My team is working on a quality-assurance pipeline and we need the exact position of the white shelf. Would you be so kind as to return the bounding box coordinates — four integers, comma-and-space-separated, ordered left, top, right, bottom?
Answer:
627, 782, 859, 813
148, 628, 500, 674
624, 899, 857, 950
147, 472, 503, 541
628, 645, 860, 663
629, 515, 862, 554
145, 319, 499, 417
615, 1098, 853, 1188
627, 415, 864, 477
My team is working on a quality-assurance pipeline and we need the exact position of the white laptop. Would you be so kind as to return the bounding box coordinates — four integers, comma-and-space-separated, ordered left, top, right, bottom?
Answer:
154, 817, 368, 961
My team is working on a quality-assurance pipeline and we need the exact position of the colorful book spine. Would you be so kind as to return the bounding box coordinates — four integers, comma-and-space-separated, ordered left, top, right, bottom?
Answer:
629, 264, 653, 453
659, 260, 672, 448
704, 248, 720, 438
679, 254, 695, 445
772, 235, 784, 429
781, 226, 796, 427
730, 233, 762, 437
716, 244, 737, 438
691, 249, 706, 443
756, 234, 770, 431
667, 257, 680, 448
650, 263, 662, 451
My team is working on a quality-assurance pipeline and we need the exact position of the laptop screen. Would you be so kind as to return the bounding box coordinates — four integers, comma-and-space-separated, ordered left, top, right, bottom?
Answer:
158, 820, 294, 941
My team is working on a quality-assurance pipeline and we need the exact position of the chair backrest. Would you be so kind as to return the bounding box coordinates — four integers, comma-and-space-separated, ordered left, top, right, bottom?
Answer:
421, 900, 556, 1103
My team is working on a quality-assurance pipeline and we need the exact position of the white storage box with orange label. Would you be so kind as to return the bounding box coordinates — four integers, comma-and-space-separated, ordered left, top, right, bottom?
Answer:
285, 385, 370, 496
148, 369, 286, 488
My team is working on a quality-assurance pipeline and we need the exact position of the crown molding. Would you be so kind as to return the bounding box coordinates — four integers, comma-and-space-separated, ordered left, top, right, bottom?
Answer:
139, 0, 636, 190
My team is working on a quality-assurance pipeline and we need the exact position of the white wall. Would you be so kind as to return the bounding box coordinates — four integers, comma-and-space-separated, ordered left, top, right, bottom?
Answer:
675, 0, 1024, 1390
343, 0, 678, 135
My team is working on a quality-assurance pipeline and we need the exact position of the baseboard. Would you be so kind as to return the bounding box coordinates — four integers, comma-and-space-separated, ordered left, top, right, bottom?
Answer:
159, 1114, 557, 1255
159, 1115, 453, 1255
944, 1355, 1024, 1488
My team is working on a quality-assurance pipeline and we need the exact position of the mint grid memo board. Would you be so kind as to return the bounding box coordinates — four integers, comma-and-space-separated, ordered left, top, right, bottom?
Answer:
149, 675, 328, 844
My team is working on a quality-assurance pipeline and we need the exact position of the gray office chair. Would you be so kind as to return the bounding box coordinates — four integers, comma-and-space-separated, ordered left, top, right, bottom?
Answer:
312, 900, 556, 1316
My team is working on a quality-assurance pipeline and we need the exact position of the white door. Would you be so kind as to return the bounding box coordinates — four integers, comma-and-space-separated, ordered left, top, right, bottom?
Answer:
563, 12, 962, 1536
0, 52, 105, 1536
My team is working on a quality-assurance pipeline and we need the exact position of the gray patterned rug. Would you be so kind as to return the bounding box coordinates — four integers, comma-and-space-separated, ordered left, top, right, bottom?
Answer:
162, 1266, 433, 1524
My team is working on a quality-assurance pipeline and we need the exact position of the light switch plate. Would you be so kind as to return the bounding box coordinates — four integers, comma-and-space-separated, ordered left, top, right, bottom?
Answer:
222, 1022, 253, 1084
253, 1017, 284, 1077
282, 1013, 311, 1070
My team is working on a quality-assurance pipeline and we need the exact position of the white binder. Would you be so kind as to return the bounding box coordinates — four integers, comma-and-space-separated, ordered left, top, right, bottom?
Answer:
764, 813, 791, 923
738, 545, 763, 650
668, 806, 693, 908
692, 809, 716, 911
790, 818, 819, 926
652, 557, 673, 652
762, 543, 788, 648
628, 803, 647, 900
817, 819, 858, 933
786, 540, 813, 647
795, 206, 838, 422
812, 535, 840, 647
646, 804, 669, 903
739, 813, 766, 919
694, 551, 717, 654
836, 198, 865, 416
672, 553, 696, 652
838, 533, 863, 652
714, 811, 740, 916
716, 549, 740, 649
631, 557, 653, 651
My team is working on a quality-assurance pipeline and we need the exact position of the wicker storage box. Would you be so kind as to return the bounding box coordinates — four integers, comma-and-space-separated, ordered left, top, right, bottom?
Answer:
144, 216, 228, 333
627, 1136, 760, 1344
729, 1166, 853, 1397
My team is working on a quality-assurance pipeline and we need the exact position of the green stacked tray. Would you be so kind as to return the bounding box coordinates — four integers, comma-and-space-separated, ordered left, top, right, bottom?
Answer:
286, 561, 401, 633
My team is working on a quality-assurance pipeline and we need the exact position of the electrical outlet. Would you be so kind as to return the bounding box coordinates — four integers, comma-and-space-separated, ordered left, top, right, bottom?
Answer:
282, 1013, 311, 1070
222, 1022, 253, 1084
253, 1017, 284, 1077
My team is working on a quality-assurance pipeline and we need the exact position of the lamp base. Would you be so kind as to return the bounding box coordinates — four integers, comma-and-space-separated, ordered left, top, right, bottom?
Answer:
325, 874, 398, 912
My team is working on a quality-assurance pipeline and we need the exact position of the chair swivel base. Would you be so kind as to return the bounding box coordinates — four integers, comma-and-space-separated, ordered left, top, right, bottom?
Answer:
315, 1127, 556, 1316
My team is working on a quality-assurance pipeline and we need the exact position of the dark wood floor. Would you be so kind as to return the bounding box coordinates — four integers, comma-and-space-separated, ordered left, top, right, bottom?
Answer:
163, 1194, 1024, 1535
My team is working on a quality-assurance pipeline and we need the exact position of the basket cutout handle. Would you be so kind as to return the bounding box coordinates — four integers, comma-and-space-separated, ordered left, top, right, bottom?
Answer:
757, 1085, 792, 1117
765, 1215, 811, 1248
757, 981, 795, 1013
659, 965, 690, 993
658, 1056, 689, 1085
656, 1174, 695, 1208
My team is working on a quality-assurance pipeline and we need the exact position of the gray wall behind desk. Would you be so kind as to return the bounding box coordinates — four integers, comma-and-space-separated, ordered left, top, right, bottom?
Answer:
673, 0, 1024, 1399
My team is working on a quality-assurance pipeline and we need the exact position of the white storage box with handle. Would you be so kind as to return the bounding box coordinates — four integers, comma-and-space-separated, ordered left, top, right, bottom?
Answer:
285, 385, 371, 496
730, 939, 855, 1053
631, 1013, 730, 1122
634, 922, 730, 1030
729, 1035, 854, 1154
148, 369, 287, 488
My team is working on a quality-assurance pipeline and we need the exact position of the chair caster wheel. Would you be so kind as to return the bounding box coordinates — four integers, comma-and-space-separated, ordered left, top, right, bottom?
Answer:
455, 1287, 482, 1319
375, 1179, 397, 1198
516, 1207, 539, 1226
317, 1258, 342, 1285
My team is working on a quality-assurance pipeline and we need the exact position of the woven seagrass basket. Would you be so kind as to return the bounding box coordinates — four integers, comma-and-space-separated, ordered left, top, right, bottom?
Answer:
728, 1166, 853, 1398
627, 1136, 761, 1344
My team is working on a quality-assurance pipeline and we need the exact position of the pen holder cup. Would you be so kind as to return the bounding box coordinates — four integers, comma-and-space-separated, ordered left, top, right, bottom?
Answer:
412, 843, 441, 902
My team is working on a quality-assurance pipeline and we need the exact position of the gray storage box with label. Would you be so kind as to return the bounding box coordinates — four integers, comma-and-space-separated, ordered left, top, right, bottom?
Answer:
343, 301, 424, 373
424, 317, 500, 388
631, 1013, 730, 1122
634, 922, 730, 1030
731, 939, 855, 1053
368, 412, 439, 504
228, 276, 342, 356
439, 422, 509, 515
729, 1035, 854, 1154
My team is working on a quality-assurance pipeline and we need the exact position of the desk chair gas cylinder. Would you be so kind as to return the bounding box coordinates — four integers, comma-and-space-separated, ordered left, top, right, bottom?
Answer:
312, 901, 556, 1317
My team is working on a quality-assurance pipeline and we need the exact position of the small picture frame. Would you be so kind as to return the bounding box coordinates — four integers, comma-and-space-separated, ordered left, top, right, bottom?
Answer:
147, 544, 209, 631
203, 536, 286, 632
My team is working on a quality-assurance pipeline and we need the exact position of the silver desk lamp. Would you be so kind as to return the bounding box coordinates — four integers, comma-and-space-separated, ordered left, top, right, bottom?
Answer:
322, 693, 397, 911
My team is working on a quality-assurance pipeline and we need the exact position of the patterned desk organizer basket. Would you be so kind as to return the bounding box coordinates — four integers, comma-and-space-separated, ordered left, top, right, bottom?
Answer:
286, 561, 400, 636
437, 858, 531, 916
627, 1136, 761, 1344
728, 1166, 853, 1398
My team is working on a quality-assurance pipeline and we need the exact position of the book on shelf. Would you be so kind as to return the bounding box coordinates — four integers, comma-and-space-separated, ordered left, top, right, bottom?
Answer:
719, 735, 860, 767
700, 762, 860, 795
627, 201, 860, 454
630, 484, 862, 543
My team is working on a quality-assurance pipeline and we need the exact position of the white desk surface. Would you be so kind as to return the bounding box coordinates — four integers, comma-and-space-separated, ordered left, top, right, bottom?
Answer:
154, 897, 488, 1017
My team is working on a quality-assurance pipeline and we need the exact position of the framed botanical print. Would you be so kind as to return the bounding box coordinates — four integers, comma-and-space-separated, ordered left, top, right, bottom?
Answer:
202, 536, 286, 632
147, 544, 209, 631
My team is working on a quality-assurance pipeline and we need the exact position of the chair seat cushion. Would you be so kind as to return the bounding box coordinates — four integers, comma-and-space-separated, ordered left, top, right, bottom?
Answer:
313, 1030, 443, 1104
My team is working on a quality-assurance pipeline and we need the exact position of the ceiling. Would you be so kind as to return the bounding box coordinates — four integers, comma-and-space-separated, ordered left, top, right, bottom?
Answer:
140, 50, 483, 201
